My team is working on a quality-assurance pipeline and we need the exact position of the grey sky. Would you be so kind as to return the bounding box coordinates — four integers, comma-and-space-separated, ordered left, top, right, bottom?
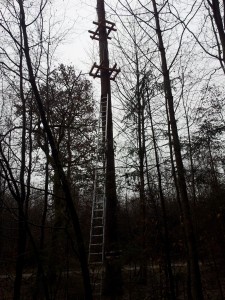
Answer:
55, 0, 98, 72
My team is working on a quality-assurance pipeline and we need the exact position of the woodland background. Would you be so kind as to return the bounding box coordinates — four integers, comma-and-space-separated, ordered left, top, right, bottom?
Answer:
1, 0, 225, 299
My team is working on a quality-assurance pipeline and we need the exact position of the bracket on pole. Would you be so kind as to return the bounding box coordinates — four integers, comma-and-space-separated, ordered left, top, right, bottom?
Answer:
89, 62, 120, 80
88, 20, 117, 40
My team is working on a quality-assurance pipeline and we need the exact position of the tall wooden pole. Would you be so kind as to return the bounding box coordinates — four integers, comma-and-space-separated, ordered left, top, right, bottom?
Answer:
97, 0, 117, 251
96, 0, 122, 297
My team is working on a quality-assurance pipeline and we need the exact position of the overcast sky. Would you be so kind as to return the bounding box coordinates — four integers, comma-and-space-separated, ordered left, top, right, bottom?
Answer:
54, 0, 99, 73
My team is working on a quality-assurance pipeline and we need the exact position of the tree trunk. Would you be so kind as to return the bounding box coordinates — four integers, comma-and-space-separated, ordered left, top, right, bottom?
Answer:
147, 93, 176, 299
13, 211, 27, 300
210, 0, 225, 63
151, 1, 203, 299
18, 1, 92, 298
134, 49, 147, 285
182, 92, 197, 205
47, 172, 65, 298
13, 43, 27, 300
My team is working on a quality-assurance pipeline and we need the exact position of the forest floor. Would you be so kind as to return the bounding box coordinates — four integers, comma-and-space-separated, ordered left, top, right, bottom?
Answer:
0, 263, 225, 299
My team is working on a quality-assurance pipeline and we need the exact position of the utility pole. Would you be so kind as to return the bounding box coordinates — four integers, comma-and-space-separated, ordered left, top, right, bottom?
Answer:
89, 0, 122, 298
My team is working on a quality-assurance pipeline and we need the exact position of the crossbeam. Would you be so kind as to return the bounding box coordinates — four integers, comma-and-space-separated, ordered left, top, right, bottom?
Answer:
88, 20, 117, 40
89, 62, 120, 80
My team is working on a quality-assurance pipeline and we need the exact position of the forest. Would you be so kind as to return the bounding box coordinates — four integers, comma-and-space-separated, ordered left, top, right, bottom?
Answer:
0, 0, 225, 299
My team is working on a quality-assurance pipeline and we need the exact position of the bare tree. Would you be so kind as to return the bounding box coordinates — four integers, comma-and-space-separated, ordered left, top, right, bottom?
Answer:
151, 1, 203, 299
0, 1, 93, 298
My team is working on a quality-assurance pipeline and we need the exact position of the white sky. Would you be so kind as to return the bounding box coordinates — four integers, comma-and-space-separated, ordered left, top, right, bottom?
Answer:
54, 0, 99, 73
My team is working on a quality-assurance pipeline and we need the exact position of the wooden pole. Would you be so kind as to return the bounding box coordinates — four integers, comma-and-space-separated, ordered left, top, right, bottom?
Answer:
96, 0, 123, 297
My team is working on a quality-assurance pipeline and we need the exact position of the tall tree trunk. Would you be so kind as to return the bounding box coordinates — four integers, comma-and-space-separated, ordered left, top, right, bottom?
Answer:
209, 0, 225, 64
47, 172, 65, 298
14, 212, 27, 300
151, 1, 203, 299
166, 102, 182, 209
35, 43, 50, 297
18, 2, 92, 298
136, 51, 147, 285
183, 108, 197, 205
34, 146, 49, 300
13, 41, 27, 300
147, 93, 176, 300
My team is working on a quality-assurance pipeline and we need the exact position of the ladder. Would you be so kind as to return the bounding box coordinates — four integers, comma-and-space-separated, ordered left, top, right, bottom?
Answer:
89, 95, 108, 299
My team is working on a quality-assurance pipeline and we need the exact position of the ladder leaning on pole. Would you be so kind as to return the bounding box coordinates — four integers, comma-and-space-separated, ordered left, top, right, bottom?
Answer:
89, 95, 108, 298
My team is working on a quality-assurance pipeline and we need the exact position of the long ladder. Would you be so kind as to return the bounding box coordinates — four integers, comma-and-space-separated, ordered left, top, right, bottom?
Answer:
89, 96, 108, 298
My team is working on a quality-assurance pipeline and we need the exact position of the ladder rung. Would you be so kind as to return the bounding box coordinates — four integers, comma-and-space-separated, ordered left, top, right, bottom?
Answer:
92, 234, 103, 237
90, 233, 103, 237
89, 252, 102, 255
